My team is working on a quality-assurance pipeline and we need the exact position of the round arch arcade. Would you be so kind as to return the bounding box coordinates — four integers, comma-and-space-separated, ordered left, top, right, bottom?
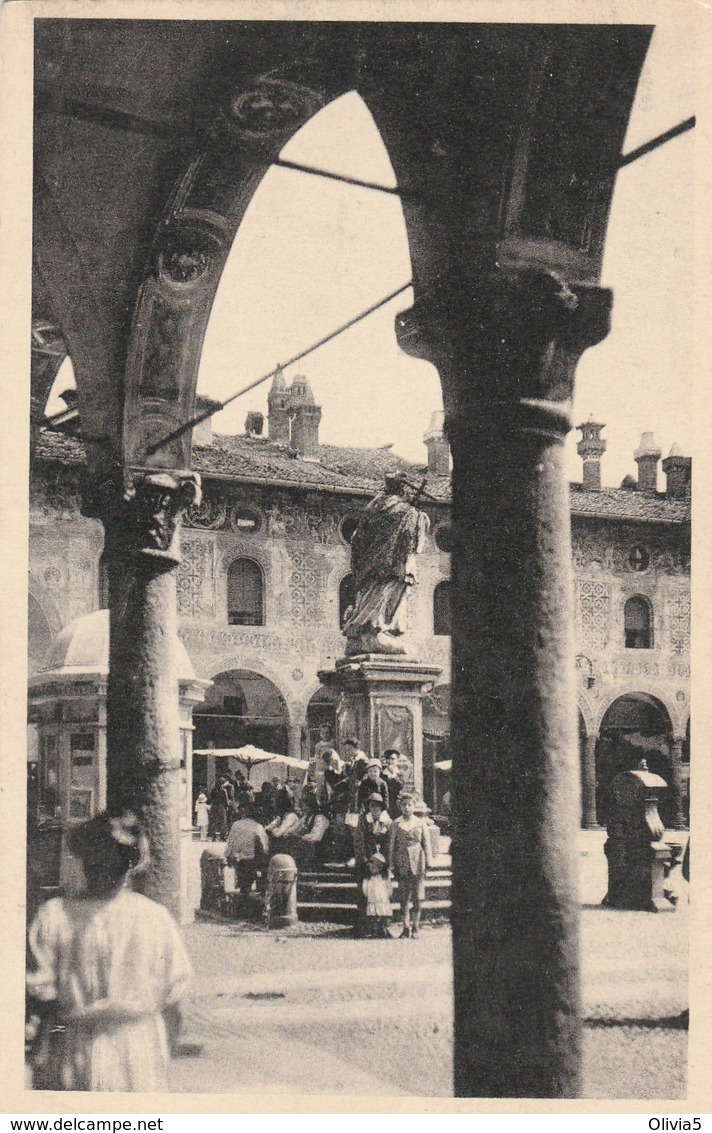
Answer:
191, 667, 290, 797
595, 692, 677, 829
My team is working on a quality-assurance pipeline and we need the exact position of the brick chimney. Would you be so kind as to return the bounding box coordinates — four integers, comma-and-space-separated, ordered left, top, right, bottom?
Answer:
192, 396, 222, 446
424, 410, 450, 475
662, 442, 691, 499
576, 417, 606, 491
267, 367, 291, 444
634, 432, 662, 494
289, 375, 321, 460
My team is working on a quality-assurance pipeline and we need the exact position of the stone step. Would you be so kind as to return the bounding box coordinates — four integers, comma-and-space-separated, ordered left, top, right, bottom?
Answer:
298, 878, 452, 904
297, 898, 452, 925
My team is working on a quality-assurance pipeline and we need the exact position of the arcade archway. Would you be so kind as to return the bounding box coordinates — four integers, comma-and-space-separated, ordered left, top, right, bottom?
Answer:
192, 668, 289, 796
596, 693, 674, 827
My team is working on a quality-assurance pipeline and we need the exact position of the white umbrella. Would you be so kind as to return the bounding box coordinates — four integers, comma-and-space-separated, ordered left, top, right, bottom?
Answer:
434, 759, 452, 772
193, 745, 309, 780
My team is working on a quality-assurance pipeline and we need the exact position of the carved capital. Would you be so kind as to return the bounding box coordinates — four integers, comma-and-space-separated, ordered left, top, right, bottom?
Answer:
396, 268, 612, 440
84, 468, 201, 566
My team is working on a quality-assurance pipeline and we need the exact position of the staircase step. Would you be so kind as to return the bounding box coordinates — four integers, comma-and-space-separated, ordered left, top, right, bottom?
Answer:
298, 898, 452, 925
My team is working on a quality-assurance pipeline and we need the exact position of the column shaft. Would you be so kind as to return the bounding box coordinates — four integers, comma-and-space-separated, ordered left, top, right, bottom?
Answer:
669, 738, 687, 830
582, 734, 599, 828
451, 413, 581, 1098
92, 469, 200, 919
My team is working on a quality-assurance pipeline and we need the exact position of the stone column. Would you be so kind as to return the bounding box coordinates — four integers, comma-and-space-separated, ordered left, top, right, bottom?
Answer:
581, 733, 599, 829
669, 737, 687, 830
87, 469, 201, 918
397, 268, 612, 1098
288, 721, 303, 761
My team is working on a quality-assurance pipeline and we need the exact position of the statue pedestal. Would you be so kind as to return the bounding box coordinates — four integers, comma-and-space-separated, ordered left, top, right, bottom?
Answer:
318, 655, 441, 797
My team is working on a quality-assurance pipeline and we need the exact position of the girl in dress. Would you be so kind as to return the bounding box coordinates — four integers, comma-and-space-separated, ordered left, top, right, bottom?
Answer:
194, 791, 210, 841
361, 853, 393, 938
27, 812, 192, 1092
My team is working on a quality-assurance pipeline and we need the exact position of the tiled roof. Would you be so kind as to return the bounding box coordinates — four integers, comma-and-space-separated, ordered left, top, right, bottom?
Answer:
34, 428, 690, 523
569, 484, 689, 525
34, 429, 86, 466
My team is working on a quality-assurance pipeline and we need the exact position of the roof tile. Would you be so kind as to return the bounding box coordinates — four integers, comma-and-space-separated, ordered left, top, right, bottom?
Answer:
34, 428, 690, 523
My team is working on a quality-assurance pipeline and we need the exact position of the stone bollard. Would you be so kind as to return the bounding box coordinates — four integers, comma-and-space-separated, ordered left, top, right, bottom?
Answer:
200, 846, 227, 914
265, 853, 298, 929
603, 759, 674, 912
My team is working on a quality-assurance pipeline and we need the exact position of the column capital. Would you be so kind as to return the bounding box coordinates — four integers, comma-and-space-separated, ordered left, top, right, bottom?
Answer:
396, 267, 612, 440
84, 467, 201, 565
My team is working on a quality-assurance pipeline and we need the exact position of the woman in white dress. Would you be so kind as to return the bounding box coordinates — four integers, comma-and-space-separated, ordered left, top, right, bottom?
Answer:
27, 812, 192, 1092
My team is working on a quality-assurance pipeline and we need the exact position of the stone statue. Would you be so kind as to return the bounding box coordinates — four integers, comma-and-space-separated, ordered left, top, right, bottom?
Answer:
343, 474, 430, 656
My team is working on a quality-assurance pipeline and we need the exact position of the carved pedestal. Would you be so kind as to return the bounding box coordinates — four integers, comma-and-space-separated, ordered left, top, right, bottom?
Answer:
603, 765, 675, 912
318, 656, 442, 797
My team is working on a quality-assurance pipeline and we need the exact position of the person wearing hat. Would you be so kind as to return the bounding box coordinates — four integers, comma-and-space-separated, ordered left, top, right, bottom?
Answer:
26, 811, 192, 1091
382, 749, 404, 818
387, 791, 433, 939
352, 792, 393, 936
356, 758, 391, 813
354, 792, 393, 864
361, 852, 393, 938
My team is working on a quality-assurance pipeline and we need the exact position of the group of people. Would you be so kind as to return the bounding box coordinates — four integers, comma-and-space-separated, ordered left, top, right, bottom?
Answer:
197, 739, 436, 938
194, 772, 306, 842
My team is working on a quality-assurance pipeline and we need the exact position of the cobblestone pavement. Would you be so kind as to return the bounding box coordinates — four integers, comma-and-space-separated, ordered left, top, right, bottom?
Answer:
171, 898, 688, 1100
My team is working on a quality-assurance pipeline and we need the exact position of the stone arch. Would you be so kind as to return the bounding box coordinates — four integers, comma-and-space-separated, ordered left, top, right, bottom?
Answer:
595, 691, 675, 828
122, 81, 404, 473
592, 683, 677, 738
576, 692, 597, 738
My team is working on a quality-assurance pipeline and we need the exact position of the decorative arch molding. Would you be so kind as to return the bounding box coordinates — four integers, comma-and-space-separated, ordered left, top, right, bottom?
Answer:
576, 692, 597, 738
123, 76, 350, 473
199, 654, 299, 729
27, 574, 66, 638
593, 685, 677, 738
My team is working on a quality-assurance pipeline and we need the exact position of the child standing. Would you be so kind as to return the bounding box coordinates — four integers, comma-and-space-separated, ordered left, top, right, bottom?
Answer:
361, 853, 393, 938
195, 791, 210, 841
387, 791, 433, 938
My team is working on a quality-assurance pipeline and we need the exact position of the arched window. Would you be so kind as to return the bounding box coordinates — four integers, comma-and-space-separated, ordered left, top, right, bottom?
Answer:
227, 559, 264, 626
624, 595, 653, 649
433, 580, 452, 637
339, 573, 357, 628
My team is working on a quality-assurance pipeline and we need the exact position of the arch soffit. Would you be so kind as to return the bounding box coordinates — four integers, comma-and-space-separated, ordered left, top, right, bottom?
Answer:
123, 76, 366, 474
199, 654, 298, 725
593, 686, 678, 738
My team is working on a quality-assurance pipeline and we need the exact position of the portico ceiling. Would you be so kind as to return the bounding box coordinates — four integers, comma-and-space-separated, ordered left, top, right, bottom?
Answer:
33, 20, 652, 477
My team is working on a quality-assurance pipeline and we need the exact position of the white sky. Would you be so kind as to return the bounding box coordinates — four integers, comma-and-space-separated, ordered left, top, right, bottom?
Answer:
48, 24, 694, 490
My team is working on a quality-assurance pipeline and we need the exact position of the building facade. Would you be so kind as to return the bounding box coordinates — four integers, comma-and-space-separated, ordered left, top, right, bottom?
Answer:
28, 379, 691, 829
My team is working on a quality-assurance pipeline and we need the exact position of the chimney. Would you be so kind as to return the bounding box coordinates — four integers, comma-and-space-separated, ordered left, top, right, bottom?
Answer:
289, 376, 321, 460
634, 432, 662, 494
267, 367, 290, 444
662, 443, 691, 499
193, 395, 221, 446
245, 411, 264, 438
423, 410, 450, 475
576, 417, 606, 491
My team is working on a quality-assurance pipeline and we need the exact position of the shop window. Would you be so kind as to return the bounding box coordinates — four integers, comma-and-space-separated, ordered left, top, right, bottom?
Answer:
339, 573, 357, 628
434, 580, 452, 636
624, 596, 653, 649
227, 558, 264, 626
